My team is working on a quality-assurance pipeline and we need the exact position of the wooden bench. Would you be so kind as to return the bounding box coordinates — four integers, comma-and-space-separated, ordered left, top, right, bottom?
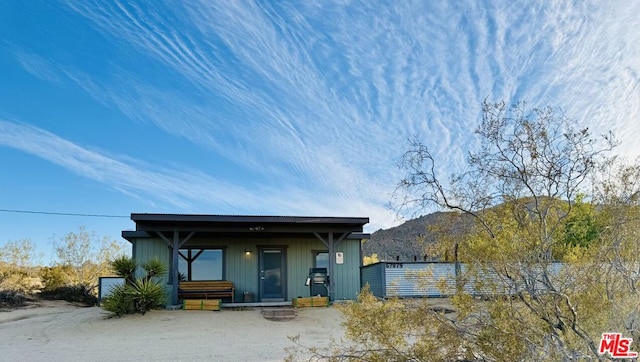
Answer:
178, 281, 235, 303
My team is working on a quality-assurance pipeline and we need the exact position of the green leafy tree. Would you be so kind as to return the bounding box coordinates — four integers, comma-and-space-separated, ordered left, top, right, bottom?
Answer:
561, 194, 602, 248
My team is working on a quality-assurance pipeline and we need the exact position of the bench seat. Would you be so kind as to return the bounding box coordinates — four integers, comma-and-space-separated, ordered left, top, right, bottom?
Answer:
178, 281, 235, 303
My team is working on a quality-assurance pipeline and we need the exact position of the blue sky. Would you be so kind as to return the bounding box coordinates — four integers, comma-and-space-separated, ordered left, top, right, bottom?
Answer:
1, 1, 639, 263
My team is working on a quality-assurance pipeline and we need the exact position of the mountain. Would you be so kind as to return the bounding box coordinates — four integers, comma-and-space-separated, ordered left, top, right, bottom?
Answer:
363, 211, 473, 262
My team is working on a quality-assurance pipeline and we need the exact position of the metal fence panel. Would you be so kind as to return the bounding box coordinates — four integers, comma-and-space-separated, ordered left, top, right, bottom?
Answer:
360, 263, 385, 297
361, 262, 573, 298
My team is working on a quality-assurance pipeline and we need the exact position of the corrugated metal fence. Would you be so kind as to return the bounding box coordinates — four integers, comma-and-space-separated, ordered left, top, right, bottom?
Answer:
361, 262, 566, 298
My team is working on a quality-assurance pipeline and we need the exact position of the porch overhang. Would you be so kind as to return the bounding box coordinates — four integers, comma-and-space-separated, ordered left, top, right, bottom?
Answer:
122, 214, 370, 305
123, 214, 368, 238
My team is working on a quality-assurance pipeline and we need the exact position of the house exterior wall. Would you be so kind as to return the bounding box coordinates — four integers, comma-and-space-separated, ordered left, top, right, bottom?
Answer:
131, 237, 172, 301
132, 237, 171, 283
331, 238, 362, 300
130, 234, 363, 303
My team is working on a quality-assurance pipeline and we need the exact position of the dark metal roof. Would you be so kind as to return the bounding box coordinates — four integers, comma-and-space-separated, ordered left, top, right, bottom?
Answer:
131, 213, 369, 224
347, 233, 371, 239
123, 213, 369, 242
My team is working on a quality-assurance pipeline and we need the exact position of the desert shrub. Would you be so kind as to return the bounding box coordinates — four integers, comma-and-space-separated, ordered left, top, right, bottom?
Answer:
39, 265, 73, 291
39, 284, 98, 306
52, 227, 127, 293
0, 265, 33, 293
0, 289, 25, 309
0, 239, 40, 294
102, 256, 167, 316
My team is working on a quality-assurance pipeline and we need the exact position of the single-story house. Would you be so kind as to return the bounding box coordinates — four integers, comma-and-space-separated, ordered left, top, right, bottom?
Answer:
122, 214, 369, 305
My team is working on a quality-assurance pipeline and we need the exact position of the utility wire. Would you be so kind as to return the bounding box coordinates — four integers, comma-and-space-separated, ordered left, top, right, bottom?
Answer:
0, 208, 129, 218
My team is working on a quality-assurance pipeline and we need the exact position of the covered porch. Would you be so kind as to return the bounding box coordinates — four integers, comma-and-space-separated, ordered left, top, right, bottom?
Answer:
122, 214, 369, 306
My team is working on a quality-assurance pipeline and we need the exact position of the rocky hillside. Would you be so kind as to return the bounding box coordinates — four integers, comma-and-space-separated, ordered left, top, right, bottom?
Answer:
363, 211, 473, 262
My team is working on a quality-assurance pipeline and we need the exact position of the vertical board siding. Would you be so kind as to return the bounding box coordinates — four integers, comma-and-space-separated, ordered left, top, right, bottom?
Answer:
133, 238, 170, 283
132, 238, 171, 302
184, 236, 259, 302
183, 235, 330, 301
360, 263, 385, 297
225, 238, 258, 302
135, 235, 364, 302
286, 237, 323, 299
332, 239, 362, 300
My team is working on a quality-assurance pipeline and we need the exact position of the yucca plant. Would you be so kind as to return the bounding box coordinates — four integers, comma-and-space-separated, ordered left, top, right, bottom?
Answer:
141, 257, 167, 281
110, 255, 137, 285
102, 256, 167, 316
127, 278, 166, 314
101, 284, 133, 316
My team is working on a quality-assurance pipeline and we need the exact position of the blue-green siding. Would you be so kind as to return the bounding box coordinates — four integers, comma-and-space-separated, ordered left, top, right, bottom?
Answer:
131, 235, 363, 303
360, 262, 385, 297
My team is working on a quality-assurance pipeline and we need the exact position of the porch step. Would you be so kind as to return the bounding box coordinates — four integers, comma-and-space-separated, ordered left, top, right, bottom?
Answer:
262, 307, 296, 321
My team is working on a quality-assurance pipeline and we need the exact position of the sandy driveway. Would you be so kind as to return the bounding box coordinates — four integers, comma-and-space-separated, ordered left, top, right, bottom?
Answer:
0, 301, 345, 362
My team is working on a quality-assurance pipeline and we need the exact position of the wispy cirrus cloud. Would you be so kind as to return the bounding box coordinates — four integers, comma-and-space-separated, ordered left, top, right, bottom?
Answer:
0, 119, 394, 228
0, 119, 237, 209
7, 0, 640, 229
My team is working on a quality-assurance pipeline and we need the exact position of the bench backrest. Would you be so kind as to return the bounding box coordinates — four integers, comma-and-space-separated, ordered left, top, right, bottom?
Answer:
179, 281, 234, 291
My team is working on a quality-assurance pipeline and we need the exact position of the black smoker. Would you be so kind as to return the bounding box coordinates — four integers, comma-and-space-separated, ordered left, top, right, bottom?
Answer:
306, 267, 328, 297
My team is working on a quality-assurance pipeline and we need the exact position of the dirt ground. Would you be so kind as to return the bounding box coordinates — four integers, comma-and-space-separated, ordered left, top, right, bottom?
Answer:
0, 300, 346, 362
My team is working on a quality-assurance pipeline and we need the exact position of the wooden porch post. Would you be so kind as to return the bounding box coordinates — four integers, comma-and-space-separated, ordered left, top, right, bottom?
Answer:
171, 231, 179, 305
313, 232, 348, 301
327, 233, 334, 300
155, 230, 195, 306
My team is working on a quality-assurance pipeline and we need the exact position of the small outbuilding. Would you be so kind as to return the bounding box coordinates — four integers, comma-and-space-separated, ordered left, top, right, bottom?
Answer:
122, 214, 369, 305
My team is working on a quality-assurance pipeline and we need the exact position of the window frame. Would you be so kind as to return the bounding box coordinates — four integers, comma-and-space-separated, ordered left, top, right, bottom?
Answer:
178, 248, 225, 281
313, 250, 329, 269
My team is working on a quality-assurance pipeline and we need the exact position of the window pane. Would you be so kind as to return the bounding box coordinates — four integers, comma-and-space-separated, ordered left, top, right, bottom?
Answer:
263, 250, 282, 297
192, 250, 223, 280
178, 254, 187, 280
178, 249, 223, 281
315, 252, 328, 269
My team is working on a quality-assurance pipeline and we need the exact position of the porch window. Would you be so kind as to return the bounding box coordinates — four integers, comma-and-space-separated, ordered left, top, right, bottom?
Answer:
314, 251, 329, 269
178, 249, 224, 281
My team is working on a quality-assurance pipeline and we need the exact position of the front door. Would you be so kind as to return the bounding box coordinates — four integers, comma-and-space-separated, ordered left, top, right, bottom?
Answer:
259, 248, 286, 301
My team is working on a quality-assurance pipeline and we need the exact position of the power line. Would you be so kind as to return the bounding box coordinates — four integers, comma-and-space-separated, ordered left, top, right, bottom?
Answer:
0, 208, 129, 219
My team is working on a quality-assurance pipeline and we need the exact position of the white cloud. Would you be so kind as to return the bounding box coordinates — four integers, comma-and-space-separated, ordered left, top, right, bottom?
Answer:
0, 119, 241, 208
0, 119, 391, 230
7, 1, 640, 229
